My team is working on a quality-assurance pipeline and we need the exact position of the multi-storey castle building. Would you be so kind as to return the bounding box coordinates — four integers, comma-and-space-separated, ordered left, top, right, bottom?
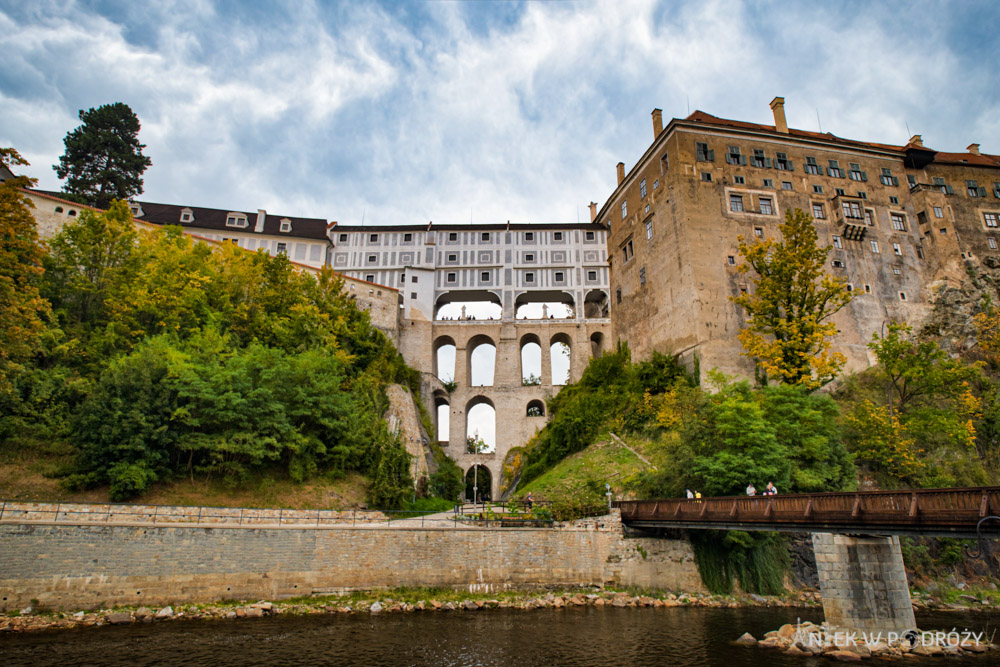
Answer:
597, 97, 1000, 380
331, 222, 611, 499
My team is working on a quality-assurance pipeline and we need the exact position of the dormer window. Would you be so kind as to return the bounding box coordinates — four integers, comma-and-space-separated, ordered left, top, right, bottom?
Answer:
226, 213, 248, 228
130, 203, 144, 217
180, 207, 194, 223
279, 218, 292, 233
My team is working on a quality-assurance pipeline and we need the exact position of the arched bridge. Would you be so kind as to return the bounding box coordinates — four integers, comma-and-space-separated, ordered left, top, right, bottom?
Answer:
616, 486, 1000, 539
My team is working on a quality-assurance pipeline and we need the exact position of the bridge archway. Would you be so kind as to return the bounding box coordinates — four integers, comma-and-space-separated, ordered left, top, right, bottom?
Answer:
526, 400, 545, 417
519, 333, 542, 385
433, 336, 456, 383
590, 332, 604, 359
434, 390, 450, 443
465, 465, 492, 502
514, 290, 575, 320
465, 396, 496, 453
467, 335, 496, 387
550, 333, 572, 386
435, 290, 502, 320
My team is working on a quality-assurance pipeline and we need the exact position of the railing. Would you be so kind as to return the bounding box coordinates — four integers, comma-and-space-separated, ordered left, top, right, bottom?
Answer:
615, 486, 1000, 538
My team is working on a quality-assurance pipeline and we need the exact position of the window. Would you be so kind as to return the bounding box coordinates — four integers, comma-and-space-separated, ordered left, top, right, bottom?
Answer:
940, 228, 948, 235
933, 177, 954, 195
968, 180, 987, 197
846, 284, 854, 292
481, 232, 490, 241
759, 197, 773, 215
754, 227, 764, 238
933, 206, 943, 218
835, 187, 846, 196
277, 243, 287, 255
410, 292, 417, 300
640, 179, 647, 197
865, 284, 872, 294
447, 272, 457, 282
880, 168, 899, 186
616, 289, 622, 304
729, 194, 744, 212
369, 233, 379, 242
588, 270, 597, 281
812, 203, 825, 220
525, 232, 534, 241
813, 185, 824, 194
585, 231, 595, 241
726, 146, 746, 165
832, 259, 845, 268
480, 271, 490, 282
701, 172, 713, 182
622, 239, 634, 263
525, 253, 535, 262
763, 178, 774, 188
727, 256, 736, 265
775, 152, 793, 170
447, 253, 457, 262
226, 215, 247, 228
893, 266, 902, 275
280, 219, 292, 233
751, 149, 770, 168
621, 201, 628, 219
447, 232, 458, 242
365, 274, 375, 282
907, 175, 917, 187
366, 254, 378, 264
994, 182, 1000, 198
842, 201, 862, 219
916, 246, 925, 259
870, 240, 880, 254
399, 233, 410, 242
734, 175, 745, 184
411, 276, 418, 283
782, 181, 793, 191
827, 160, 843, 178
553, 232, 563, 241
864, 209, 875, 226
400, 274, 405, 283
804, 156, 822, 175
639, 266, 647, 285
890, 213, 907, 231
989, 238, 998, 250
849, 163, 867, 182
526, 272, 535, 283
889, 196, 899, 205
857, 191, 867, 200
68, 210, 76, 216
181, 210, 192, 222
339, 233, 348, 242
653, 179, 659, 189
832, 235, 842, 248
696, 142, 714, 161
554, 271, 564, 282
646, 220, 653, 239
892, 242, 902, 256
899, 292, 907, 301
55, 206, 64, 213
985, 212, 1000, 228
644, 204, 650, 214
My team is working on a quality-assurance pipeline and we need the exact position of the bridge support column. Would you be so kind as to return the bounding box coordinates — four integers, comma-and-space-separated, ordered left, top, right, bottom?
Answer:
812, 533, 915, 635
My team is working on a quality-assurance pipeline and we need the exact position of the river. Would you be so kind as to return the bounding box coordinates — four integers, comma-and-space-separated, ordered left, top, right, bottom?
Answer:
1, 606, 997, 666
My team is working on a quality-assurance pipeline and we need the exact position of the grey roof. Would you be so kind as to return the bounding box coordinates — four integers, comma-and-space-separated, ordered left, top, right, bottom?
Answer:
132, 200, 331, 241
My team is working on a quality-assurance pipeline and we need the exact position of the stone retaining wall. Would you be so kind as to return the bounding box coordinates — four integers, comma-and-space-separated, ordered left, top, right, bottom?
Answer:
0, 511, 704, 610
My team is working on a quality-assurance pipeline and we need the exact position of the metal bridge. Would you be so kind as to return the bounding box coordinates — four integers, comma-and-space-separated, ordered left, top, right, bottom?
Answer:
615, 486, 1000, 539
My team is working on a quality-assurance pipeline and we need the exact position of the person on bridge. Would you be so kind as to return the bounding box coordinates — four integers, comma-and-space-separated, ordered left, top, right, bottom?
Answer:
686, 489, 694, 499
746, 483, 756, 496
526, 492, 534, 510
765, 482, 777, 496
694, 490, 701, 499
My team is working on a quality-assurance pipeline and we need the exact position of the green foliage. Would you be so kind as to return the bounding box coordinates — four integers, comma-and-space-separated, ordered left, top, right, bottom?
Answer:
690, 531, 788, 595
53, 102, 152, 208
428, 448, 464, 502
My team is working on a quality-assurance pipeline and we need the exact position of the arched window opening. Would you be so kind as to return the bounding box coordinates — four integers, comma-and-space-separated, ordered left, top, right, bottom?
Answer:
520, 334, 541, 385
467, 335, 496, 387
465, 465, 492, 503
590, 332, 604, 359
465, 398, 496, 453
584, 290, 609, 318
435, 290, 502, 320
54, 206, 64, 213
550, 335, 571, 386
526, 400, 545, 417
514, 290, 575, 320
435, 396, 450, 443
434, 336, 456, 385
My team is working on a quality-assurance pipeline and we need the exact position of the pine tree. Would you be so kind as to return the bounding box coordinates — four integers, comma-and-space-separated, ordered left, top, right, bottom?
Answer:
54, 102, 152, 209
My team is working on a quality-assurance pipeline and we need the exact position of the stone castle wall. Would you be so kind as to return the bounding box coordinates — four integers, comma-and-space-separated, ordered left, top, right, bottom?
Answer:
0, 511, 704, 611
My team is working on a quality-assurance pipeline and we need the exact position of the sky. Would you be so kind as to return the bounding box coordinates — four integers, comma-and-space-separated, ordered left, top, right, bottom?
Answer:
2, 0, 999, 227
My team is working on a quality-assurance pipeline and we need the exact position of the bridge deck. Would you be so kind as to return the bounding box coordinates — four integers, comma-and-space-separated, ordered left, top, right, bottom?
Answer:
615, 486, 1000, 538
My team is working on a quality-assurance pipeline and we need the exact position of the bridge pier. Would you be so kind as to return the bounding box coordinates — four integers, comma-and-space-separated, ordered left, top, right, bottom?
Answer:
812, 533, 915, 635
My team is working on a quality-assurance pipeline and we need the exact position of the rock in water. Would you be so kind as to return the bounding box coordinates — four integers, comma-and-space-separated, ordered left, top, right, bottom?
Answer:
370, 602, 383, 613
155, 606, 174, 619
734, 632, 757, 646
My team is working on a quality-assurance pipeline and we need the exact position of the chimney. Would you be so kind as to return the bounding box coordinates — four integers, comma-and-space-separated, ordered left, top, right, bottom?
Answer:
255, 209, 266, 233
652, 108, 663, 138
769, 97, 788, 134
589, 202, 597, 222
968, 143, 981, 156
908, 135, 923, 147
616, 162, 625, 185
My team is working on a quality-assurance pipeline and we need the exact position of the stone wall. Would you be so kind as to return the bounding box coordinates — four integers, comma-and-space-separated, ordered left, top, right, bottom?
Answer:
0, 512, 703, 611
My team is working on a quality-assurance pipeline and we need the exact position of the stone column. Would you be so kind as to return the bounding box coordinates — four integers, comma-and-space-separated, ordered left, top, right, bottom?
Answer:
812, 533, 915, 635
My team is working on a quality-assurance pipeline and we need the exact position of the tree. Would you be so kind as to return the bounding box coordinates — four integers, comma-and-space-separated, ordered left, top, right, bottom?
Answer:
0, 148, 50, 396
731, 208, 853, 389
54, 103, 152, 209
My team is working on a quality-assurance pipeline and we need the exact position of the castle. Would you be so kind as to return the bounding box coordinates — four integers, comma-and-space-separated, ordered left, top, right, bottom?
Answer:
17, 96, 999, 498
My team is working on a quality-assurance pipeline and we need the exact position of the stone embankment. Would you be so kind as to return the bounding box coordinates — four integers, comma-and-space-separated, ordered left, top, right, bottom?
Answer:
1, 588, 819, 634
735, 620, 995, 660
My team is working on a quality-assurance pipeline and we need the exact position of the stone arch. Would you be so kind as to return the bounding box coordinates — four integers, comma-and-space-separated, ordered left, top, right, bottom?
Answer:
519, 333, 542, 385
584, 289, 609, 318
433, 335, 456, 383
550, 332, 572, 386
465, 465, 492, 503
465, 396, 496, 453
54, 206, 63, 213
526, 400, 545, 417
435, 290, 502, 320
514, 290, 575, 319
590, 332, 605, 359
434, 390, 450, 443
466, 334, 496, 387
